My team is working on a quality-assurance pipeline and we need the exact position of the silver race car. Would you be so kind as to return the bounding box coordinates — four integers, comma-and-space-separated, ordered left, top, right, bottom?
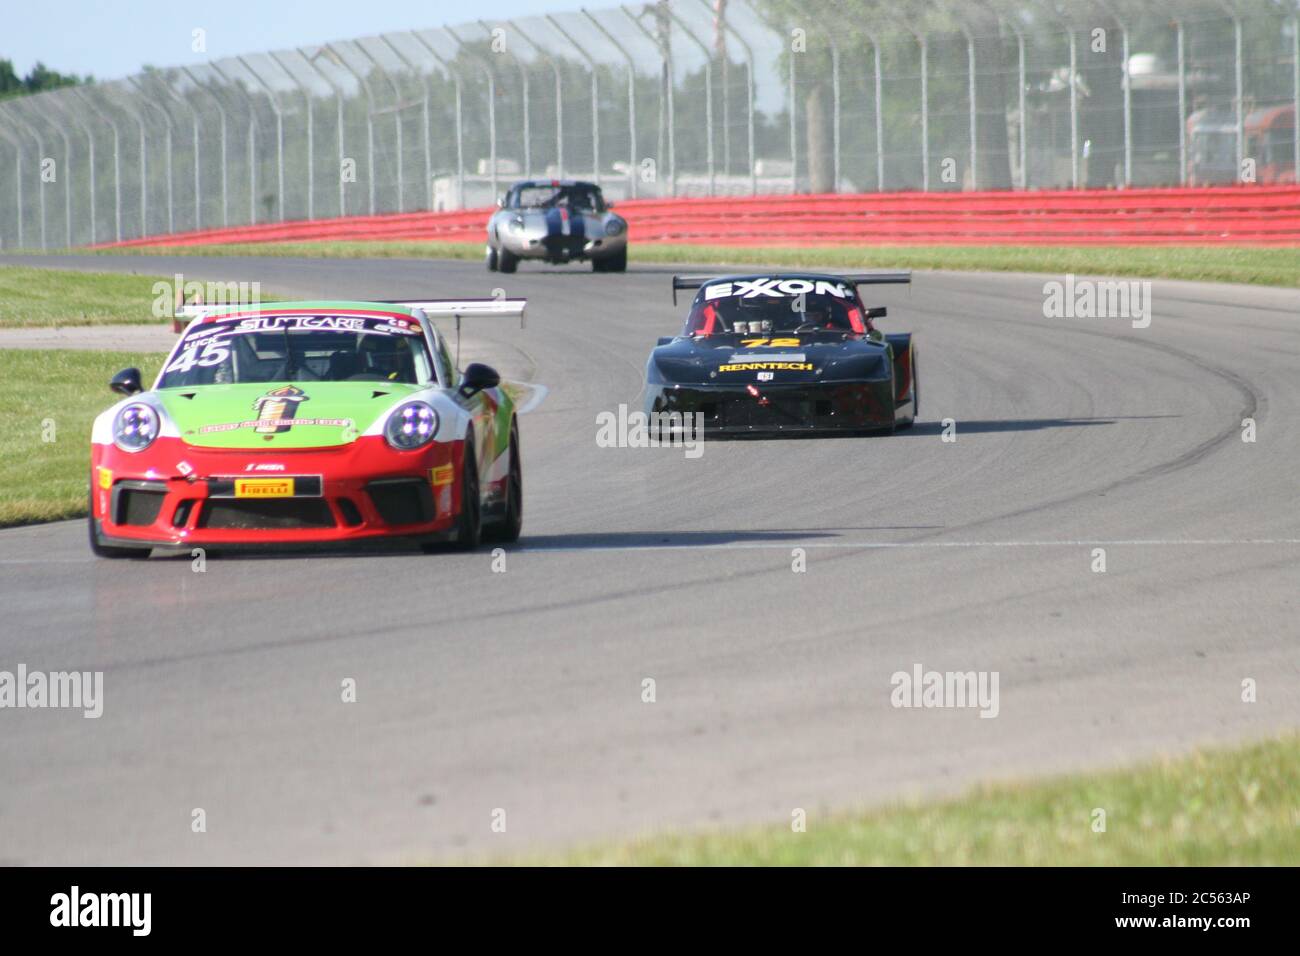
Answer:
486, 180, 628, 273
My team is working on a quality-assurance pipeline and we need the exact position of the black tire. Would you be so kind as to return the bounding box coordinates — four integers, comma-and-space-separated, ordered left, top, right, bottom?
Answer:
86, 489, 150, 559
485, 244, 499, 272
498, 249, 519, 274
484, 419, 522, 544
597, 247, 627, 272
451, 438, 482, 551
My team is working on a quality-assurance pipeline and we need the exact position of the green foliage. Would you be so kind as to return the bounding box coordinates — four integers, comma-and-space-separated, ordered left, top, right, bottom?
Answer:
0, 58, 91, 100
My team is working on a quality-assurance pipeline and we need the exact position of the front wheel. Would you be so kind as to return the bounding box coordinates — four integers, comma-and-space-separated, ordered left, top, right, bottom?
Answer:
594, 247, 627, 272
485, 244, 499, 272
498, 249, 519, 274
484, 419, 522, 544
451, 439, 482, 551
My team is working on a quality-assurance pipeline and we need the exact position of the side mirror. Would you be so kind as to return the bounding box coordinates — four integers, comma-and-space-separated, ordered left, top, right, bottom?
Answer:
459, 362, 501, 397
865, 306, 887, 321
496, 196, 506, 208
656, 336, 675, 346
110, 367, 143, 396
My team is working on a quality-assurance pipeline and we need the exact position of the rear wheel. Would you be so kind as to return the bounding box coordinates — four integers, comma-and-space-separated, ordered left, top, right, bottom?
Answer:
485, 244, 499, 272
484, 420, 522, 544
498, 249, 519, 274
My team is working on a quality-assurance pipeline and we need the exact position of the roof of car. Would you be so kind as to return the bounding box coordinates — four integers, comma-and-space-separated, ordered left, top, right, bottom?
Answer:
510, 178, 600, 190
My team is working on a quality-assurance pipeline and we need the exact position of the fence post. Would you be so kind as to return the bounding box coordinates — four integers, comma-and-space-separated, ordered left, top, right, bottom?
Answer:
509, 30, 564, 178
0, 124, 23, 248
182, 67, 229, 226
881, 11, 929, 191
663, 7, 715, 195
546, 15, 604, 185
325, 45, 378, 215
20, 97, 73, 246
1096, 0, 1132, 187
270, 51, 314, 220
582, 8, 638, 197
410, 32, 467, 207
209, 61, 260, 224
476, 22, 530, 179
157, 74, 202, 230
1293, 8, 1299, 184
1001, 17, 1028, 189
2, 103, 48, 248
299, 50, 347, 218
445, 26, 498, 199
379, 36, 434, 210
621, 5, 674, 195
1176, 20, 1186, 184
1070, 29, 1079, 188
238, 58, 286, 221
74, 88, 121, 240
50, 96, 95, 243
355, 42, 405, 212
695, 0, 755, 195
128, 77, 175, 235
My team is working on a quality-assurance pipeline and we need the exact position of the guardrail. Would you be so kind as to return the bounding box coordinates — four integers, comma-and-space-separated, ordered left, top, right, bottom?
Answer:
94, 186, 1300, 249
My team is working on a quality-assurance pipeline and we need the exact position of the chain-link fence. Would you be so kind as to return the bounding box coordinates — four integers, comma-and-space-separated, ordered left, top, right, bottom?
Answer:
1, 0, 1297, 249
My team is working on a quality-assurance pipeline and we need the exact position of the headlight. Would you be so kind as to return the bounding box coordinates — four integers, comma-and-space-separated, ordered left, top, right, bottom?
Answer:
605, 217, 626, 236
384, 401, 439, 450
112, 403, 159, 453
508, 216, 525, 232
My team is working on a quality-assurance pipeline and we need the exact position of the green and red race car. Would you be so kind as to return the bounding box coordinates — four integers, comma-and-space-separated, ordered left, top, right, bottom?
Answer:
89, 298, 544, 557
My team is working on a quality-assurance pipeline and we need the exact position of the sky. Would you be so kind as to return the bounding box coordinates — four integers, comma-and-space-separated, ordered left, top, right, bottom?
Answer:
5, 0, 591, 81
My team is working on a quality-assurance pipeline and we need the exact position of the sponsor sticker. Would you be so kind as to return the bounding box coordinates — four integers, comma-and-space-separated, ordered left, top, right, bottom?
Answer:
234, 478, 295, 498
718, 362, 815, 373
705, 278, 852, 300
98, 467, 113, 490
430, 464, 454, 486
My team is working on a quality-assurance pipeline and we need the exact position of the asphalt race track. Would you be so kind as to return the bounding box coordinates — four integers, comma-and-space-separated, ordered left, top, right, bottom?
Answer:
0, 253, 1296, 864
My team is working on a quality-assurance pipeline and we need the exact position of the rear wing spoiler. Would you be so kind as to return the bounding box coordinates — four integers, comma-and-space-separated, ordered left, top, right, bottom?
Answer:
671, 271, 911, 305
173, 297, 528, 332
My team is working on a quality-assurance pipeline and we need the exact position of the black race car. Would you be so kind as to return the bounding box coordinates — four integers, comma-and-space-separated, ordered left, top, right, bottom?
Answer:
644, 272, 917, 435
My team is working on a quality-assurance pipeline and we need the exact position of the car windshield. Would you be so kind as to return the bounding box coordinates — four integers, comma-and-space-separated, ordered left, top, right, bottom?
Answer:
512, 184, 604, 212
684, 279, 866, 336
158, 313, 433, 388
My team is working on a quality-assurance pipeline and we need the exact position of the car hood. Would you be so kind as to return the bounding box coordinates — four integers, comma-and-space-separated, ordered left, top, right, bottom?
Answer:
156, 381, 425, 449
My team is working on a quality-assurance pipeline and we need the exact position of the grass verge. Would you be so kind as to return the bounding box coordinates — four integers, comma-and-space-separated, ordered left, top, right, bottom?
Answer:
0, 265, 282, 327
75, 241, 1300, 286
0, 350, 163, 527
513, 735, 1299, 865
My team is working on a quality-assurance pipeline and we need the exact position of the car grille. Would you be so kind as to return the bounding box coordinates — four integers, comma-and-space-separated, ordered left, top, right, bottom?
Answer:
366, 479, 435, 526
198, 499, 336, 530
113, 480, 168, 526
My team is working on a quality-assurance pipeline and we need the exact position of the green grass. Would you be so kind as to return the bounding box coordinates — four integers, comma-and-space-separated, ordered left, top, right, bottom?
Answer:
511, 735, 1299, 865
76, 241, 1300, 287
0, 350, 163, 527
0, 265, 281, 327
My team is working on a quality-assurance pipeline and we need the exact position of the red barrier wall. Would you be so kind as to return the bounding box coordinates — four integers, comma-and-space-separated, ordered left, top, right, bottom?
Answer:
95, 185, 1300, 249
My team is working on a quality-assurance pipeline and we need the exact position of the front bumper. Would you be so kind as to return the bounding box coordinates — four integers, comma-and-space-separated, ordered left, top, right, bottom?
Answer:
90, 435, 463, 550
498, 229, 626, 263
647, 380, 899, 434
